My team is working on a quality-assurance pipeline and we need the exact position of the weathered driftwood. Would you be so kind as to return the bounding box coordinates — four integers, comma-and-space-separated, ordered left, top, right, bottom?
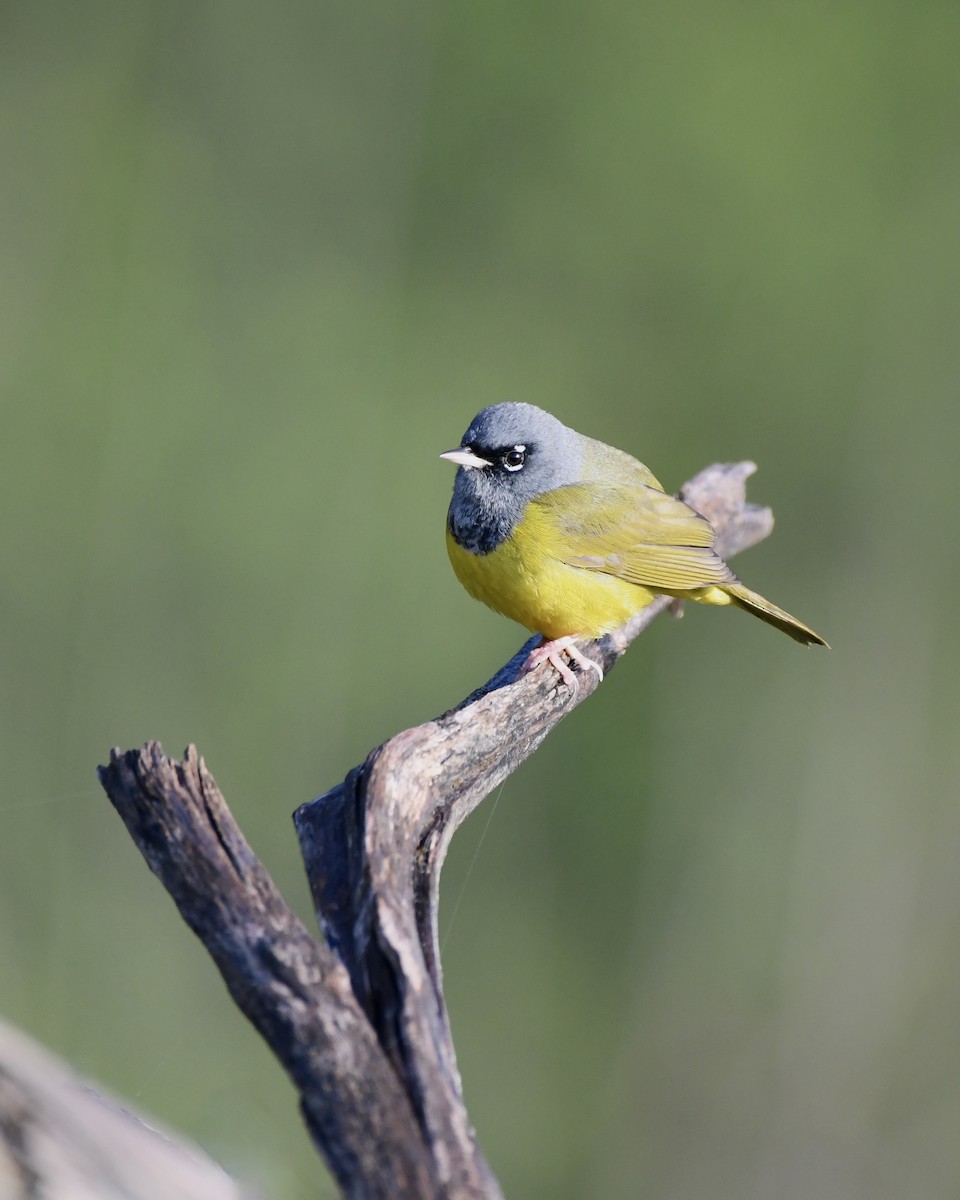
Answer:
95, 462, 772, 1200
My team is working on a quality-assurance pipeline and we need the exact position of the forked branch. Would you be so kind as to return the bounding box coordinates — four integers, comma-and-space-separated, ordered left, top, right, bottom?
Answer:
98, 462, 771, 1199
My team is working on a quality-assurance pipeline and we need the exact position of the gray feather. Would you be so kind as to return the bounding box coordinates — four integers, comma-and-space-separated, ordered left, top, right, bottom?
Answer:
446, 403, 584, 554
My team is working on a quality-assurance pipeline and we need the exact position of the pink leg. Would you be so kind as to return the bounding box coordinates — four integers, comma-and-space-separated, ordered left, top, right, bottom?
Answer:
521, 635, 604, 695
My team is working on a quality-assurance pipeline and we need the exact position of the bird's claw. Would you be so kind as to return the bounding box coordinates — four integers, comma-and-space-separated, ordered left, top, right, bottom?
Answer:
521, 635, 603, 698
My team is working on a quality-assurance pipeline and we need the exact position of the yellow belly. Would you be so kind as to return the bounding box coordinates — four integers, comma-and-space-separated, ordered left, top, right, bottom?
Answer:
446, 520, 656, 640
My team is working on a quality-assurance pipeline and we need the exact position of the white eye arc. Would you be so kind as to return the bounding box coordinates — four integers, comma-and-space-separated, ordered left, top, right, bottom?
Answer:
502, 444, 527, 472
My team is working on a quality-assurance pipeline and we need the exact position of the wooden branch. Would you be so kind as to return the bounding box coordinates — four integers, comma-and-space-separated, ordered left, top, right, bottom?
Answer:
98, 744, 439, 1200
95, 461, 771, 1200
0, 1016, 250, 1200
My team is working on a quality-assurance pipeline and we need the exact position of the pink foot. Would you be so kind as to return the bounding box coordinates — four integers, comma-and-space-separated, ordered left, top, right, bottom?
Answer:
521, 635, 604, 696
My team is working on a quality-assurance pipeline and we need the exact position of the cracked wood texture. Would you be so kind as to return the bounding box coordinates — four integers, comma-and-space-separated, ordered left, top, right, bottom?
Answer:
93, 462, 772, 1200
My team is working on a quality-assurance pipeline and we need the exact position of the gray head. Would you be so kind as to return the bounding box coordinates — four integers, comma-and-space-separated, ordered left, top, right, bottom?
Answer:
442, 402, 584, 554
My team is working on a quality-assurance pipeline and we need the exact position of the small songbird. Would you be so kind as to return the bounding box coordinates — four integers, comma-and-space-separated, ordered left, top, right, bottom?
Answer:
442, 403, 828, 688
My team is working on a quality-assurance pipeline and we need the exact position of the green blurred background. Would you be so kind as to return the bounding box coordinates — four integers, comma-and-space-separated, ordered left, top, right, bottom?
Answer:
2, 2, 958, 1196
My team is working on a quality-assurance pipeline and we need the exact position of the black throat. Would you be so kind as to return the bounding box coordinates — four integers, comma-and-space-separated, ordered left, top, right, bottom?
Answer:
446, 472, 524, 555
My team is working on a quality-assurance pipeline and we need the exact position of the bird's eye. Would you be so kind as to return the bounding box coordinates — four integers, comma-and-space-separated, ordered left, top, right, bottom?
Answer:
502, 446, 526, 472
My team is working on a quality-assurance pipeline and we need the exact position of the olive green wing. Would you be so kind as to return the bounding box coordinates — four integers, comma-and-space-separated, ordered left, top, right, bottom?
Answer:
533, 483, 737, 591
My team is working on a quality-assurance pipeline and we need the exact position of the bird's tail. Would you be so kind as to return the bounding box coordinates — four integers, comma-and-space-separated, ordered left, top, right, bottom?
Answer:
691, 580, 830, 648
721, 581, 829, 647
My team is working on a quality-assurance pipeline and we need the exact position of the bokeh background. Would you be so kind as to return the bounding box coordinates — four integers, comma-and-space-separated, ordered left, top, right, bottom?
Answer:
2, 2, 959, 1197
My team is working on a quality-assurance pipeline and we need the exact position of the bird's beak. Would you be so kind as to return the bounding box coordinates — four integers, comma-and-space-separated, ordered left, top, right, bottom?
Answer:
440, 448, 490, 469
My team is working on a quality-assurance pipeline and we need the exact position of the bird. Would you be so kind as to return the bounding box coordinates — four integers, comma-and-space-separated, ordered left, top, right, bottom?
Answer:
441, 402, 828, 689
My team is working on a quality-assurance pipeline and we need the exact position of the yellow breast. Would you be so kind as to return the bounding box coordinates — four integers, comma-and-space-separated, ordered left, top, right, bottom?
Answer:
445, 506, 655, 640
